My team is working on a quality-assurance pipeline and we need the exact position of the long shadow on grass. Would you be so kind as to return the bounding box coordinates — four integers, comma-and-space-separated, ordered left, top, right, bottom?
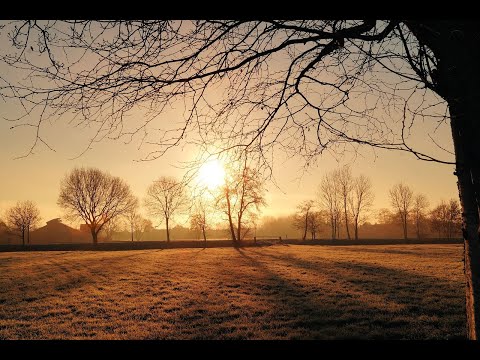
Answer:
231, 247, 366, 339
235, 248, 466, 339
250, 248, 464, 308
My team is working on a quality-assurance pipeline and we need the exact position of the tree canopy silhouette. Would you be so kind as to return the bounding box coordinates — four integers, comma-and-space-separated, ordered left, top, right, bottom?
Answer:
5, 200, 41, 245
1, 20, 479, 338
216, 158, 266, 244
58, 167, 137, 244
145, 176, 187, 242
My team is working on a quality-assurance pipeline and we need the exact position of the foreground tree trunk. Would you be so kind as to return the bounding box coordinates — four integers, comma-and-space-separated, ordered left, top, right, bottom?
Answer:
404, 20, 480, 339
450, 99, 480, 340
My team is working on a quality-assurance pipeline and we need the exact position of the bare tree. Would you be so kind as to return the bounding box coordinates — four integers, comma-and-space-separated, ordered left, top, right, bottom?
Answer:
336, 166, 354, 240
216, 158, 266, 244
293, 200, 315, 241
389, 183, 414, 240
319, 171, 341, 240
123, 198, 140, 242
413, 194, 430, 239
430, 199, 462, 239
145, 176, 187, 242
5, 200, 41, 245
189, 197, 210, 245
348, 174, 374, 241
307, 211, 322, 241
2, 20, 480, 338
58, 167, 137, 244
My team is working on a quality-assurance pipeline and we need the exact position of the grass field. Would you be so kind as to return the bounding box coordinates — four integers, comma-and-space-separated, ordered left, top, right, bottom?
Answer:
0, 244, 466, 339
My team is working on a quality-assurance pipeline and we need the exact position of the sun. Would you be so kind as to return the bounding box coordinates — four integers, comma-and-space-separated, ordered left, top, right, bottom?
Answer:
198, 159, 226, 190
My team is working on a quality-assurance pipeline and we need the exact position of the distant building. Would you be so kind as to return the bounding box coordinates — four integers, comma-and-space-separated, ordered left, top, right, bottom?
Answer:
30, 218, 90, 244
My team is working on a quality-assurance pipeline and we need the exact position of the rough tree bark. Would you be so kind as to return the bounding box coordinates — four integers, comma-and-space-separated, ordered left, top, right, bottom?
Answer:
450, 99, 480, 340
405, 20, 480, 339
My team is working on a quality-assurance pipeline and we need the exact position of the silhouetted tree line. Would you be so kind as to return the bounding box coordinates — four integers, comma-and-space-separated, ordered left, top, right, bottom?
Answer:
1, 165, 461, 245
0, 158, 266, 246
288, 166, 460, 241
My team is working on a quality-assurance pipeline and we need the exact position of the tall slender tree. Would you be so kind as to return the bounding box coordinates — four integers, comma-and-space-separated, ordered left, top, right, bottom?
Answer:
389, 183, 414, 240
348, 174, 374, 241
216, 158, 266, 244
123, 198, 140, 242
293, 200, 315, 241
335, 166, 354, 240
413, 194, 430, 239
319, 171, 341, 240
145, 176, 187, 243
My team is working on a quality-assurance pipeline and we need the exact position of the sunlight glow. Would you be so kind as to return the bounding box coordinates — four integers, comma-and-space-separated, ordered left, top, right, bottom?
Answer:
198, 159, 226, 190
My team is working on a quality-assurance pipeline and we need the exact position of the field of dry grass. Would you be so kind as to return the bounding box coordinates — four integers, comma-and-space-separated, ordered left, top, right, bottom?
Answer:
0, 244, 466, 339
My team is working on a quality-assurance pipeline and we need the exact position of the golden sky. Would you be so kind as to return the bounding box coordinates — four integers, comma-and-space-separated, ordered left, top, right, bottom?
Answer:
0, 105, 458, 228
0, 22, 460, 228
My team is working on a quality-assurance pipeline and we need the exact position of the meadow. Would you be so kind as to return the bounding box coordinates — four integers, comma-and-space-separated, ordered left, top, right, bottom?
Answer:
0, 244, 466, 339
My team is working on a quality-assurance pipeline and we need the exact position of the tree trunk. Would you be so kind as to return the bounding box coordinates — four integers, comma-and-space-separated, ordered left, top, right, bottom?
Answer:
331, 216, 335, 240
402, 214, 408, 240
166, 217, 170, 242
21, 227, 25, 246
225, 189, 237, 243
202, 225, 207, 247
404, 20, 480, 339
303, 213, 308, 241
91, 228, 98, 244
236, 212, 242, 244
450, 99, 480, 340
131, 224, 134, 242
354, 217, 359, 241
344, 199, 351, 240
416, 217, 420, 239
336, 219, 340, 239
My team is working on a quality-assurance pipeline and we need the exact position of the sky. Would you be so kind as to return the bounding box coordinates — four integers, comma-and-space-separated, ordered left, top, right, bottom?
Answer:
0, 108, 458, 228
0, 21, 460, 229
